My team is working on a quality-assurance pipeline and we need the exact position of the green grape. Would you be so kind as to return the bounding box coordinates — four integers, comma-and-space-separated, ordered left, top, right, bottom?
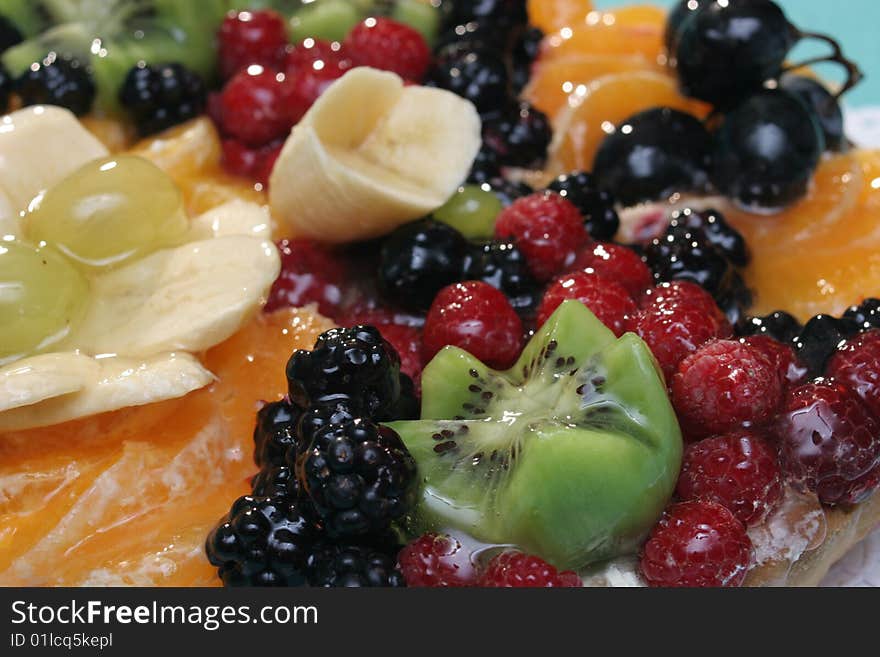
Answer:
434, 185, 503, 240
25, 155, 188, 271
0, 240, 89, 363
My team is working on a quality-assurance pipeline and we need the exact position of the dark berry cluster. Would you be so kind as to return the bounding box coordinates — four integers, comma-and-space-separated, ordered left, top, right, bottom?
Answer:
643, 207, 752, 324
119, 63, 206, 136
206, 326, 420, 587
14, 54, 95, 116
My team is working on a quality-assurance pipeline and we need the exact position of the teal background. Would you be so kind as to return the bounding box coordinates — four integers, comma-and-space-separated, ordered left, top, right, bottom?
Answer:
597, 0, 879, 107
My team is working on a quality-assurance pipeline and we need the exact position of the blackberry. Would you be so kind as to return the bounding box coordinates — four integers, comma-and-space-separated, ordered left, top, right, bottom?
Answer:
547, 172, 620, 242
251, 465, 300, 499
467, 145, 503, 185
737, 310, 803, 344
253, 399, 302, 468
426, 49, 509, 115
119, 62, 206, 136
667, 208, 749, 267
378, 219, 469, 312
792, 314, 860, 377
463, 240, 540, 312
206, 495, 317, 587
307, 537, 405, 587
387, 373, 420, 422
482, 101, 552, 168
297, 399, 358, 447
714, 270, 753, 327
485, 177, 533, 207
435, 21, 509, 58
296, 419, 418, 537
0, 64, 11, 114
510, 26, 543, 95
287, 326, 402, 419
843, 298, 880, 332
444, 0, 529, 28
0, 15, 22, 54
16, 55, 95, 116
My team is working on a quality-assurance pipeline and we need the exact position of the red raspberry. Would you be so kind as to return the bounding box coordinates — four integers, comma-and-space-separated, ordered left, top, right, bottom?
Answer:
218, 68, 292, 147
478, 552, 581, 588
218, 10, 289, 80
773, 380, 880, 505
283, 41, 353, 124
827, 330, 880, 419
373, 323, 424, 389
423, 281, 524, 369
344, 17, 431, 81
221, 138, 284, 182
265, 240, 349, 318
629, 285, 732, 381
671, 340, 783, 440
398, 534, 478, 587
569, 242, 653, 298
676, 430, 783, 526
537, 271, 636, 336
640, 500, 753, 587
742, 335, 807, 388
254, 141, 283, 185
494, 192, 590, 282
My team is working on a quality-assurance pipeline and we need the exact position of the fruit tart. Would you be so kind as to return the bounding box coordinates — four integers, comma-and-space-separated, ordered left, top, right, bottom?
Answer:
0, 0, 879, 588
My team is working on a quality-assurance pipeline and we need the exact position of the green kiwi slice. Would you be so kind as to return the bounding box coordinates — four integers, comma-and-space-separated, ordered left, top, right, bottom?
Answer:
389, 300, 683, 570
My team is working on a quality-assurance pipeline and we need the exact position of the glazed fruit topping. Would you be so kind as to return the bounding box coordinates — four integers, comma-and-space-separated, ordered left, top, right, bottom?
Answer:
344, 17, 431, 82
773, 380, 880, 506
640, 500, 753, 588
218, 9, 289, 81
478, 551, 581, 588
826, 331, 880, 420
397, 533, 479, 587
537, 271, 635, 337
676, 430, 783, 526
217, 66, 292, 147
569, 242, 654, 299
671, 339, 783, 440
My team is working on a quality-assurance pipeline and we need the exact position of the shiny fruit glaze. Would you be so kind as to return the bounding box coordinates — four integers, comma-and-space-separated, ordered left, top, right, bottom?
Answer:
0, 308, 333, 585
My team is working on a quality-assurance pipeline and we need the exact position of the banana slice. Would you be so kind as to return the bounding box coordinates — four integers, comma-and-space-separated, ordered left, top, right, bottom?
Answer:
71, 236, 280, 358
269, 67, 482, 243
188, 199, 272, 241
0, 106, 108, 212
0, 352, 213, 432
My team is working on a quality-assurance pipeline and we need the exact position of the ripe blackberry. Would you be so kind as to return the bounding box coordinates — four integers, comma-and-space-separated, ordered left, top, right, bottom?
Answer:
297, 399, 358, 448
307, 537, 406, 587
378, 219, 469, 312
287, 326, 402, 420
444, 0, 529, 27
792, 314, 860, 377
0, 15, 22, 53
426, 49, 509, 115
206, 495, 318, 587
251, 465, 300, 499
844, 298, 880, 332
119, 63, 207, 136
510, 26, 543, 95
253, 399, 302, 468
467, 146, 503, 185
736, 310, 803, 344
16, 55, 94, 116
0, 64, 11, 113
667, 208, 749, 267
296, 419, 418, 537
482, 101, 552, 169
547, 172, 620, 242
488, 178, 534, 207
462, 240, 540, 312
388, 373, 421, 422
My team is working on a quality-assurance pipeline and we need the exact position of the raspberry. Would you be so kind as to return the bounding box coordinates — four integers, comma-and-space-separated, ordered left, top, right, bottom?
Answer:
218, 68, 292, 147
629, 284, 732, 380
773, 380, 880, 505
676, 430, 783, 526
265, 239, 348, 318
537, 271, 635, 336
742, 335, 807, 388
827, 330, 880, 419
254, 141, 283, 185
671, 340, 783, 440
344, 17, 431, 81
478, 552, 581, 588
423, 282, 524, 370
398, 533, 479, 587
569, 242, 653, 298
283, 39, 353, 123
640, 500, 753, 587
494, 192, 589, 282
218, 10, 289, 80
221, 138, 284, 181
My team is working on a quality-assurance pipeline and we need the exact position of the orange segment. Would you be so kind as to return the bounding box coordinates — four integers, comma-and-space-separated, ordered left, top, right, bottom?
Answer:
527, 0, 594, 33
725, 151, 880, 319
546, 71, 710, 175
0, 309, 334, 586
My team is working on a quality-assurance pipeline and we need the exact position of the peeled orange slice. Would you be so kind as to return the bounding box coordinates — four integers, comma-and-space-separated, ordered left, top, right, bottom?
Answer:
527, 0, 595, 33
546, 71, 710, 175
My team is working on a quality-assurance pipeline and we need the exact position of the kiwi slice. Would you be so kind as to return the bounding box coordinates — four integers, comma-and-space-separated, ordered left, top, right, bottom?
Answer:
389, 301, 683, 570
